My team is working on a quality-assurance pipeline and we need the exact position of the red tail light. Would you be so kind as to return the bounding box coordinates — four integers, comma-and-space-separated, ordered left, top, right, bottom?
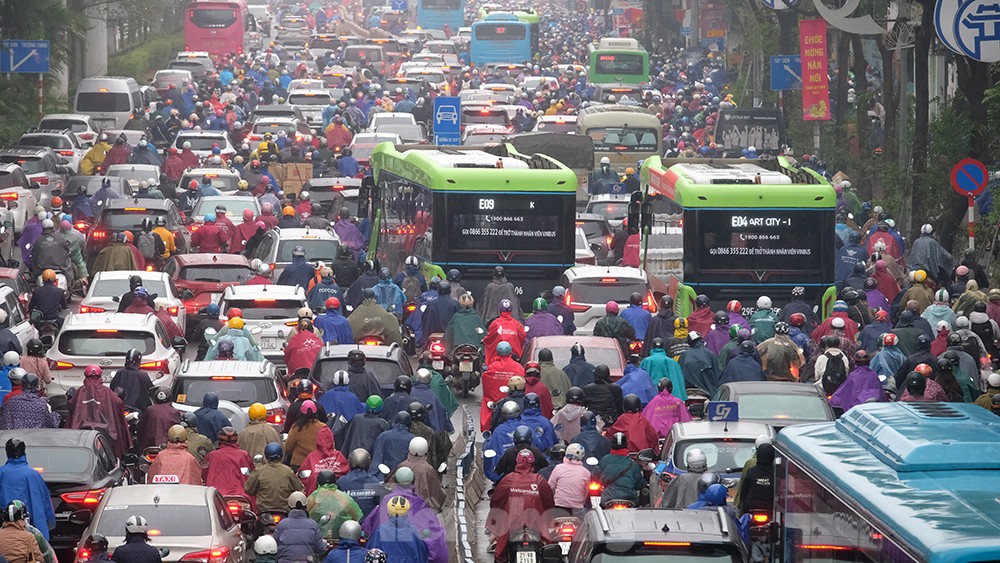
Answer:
145, 265, 155, 272
35, 177, 49, 185
752, 513, 769, 524
74, 221, 88, 232
180, 546, 230, 563
628, 340, 643, 353
140, 360, 168, 372
588, 481, 602, 493
0, 192, 18, 201
267, 408, 286, 424
78, 548, 92, 560
566, 292, 589, 312
558, 524, 576, 541
60, 488, 106, 508
50, 360, 75, 370
78, 305, 105, 314
167, 306, 179, 315
360, 337, 383, 346
429, 341, 445, 354
644, 291, 657, 312
79, 133, 95, 140
58, 150, 75, 157
606, 235, 612, 247
227, 501, 243, 515
91, 230, 107, 239
405, 303, 417, 314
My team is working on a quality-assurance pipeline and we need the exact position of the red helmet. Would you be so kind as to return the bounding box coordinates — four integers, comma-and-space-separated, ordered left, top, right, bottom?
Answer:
915, 363, 933, 377
227, 307, 243, 319
789, 312, 806, 327
84, 365, 103, 378
325, 297, 341, 310
726, 300, 742, 313
188, 180, 199, 190
525, 361, 541, 375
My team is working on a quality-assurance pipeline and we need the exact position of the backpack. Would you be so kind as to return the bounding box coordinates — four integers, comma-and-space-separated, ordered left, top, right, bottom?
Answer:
400, 274, 422, 303
136, 231, 158, 259
821, 351, 847, 392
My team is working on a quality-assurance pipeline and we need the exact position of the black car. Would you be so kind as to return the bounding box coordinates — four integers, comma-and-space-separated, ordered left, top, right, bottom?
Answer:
0, 429, 127, 555
85, 198, 190, 263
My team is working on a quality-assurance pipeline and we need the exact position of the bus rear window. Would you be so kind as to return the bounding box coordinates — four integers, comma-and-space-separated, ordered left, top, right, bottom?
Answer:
474, 24, 526, 40
190, 8, 238, 28
588, 127, 658, 152
595, 53, 645, 74
76, 92, 132, 113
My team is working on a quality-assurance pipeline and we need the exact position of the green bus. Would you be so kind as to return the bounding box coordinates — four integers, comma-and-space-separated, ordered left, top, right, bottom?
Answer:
640, 156, 837, 315
587, 37, 650, 85
369, 143, 578, 309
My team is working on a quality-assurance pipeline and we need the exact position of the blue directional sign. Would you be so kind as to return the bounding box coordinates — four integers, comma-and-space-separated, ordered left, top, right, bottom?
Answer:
0, 40, 50, 74
770, 55, 802, 91
390, 0, 408, 10
706, 401, 739, 422
433, 96, 461, 146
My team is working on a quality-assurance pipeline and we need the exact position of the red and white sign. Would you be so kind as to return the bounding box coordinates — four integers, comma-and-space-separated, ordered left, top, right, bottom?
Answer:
151, 474, 180, 484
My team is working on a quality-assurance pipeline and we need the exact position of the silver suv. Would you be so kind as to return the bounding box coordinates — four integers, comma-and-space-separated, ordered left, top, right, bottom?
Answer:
0, 147, 69, 207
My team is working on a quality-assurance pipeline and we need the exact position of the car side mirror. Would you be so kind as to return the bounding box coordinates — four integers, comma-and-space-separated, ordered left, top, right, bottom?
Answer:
121, 452, 139, 466
832, 406, 845, 418
590, 243, 601, 251
181, 289, 195, 300
636, 448, 654, 463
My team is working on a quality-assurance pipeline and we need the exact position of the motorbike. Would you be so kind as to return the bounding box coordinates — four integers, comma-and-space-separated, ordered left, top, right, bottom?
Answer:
508, 525, 547, 563
35, 268, 68, 291
449, 343, 482, 398
257, 510, 288, 537
747, 509, 775, 563
627, 339, 644, 355
400, 301, 418, 355
426, 333, 448, 372
551, 516, 580, 558
30, 309, 59, 350
685, 388, 711, 418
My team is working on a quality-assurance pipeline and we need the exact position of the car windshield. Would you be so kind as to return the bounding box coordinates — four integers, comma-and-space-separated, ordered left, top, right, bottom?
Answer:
175, 377, 277, 406
462, 110, 509, 126
532, 344, 623, 371
425, 43, 456, 54
406, 71, 445, 83
592, 548, 740, 563
577, 220, 611, 239
535, 120, 576, 133
673, 439, 757, 472
96, 505, 211, 537
174, 136, 226, 151
179, 265, 252, 283
76, 92, 131, 112
372, 115, 415, 127
567, 280, 646, 304
220, 299, 303, 320
315, 358, 403, 389
0, 155, 45, 175
738, 394, 830, 421
153, 73, 189, 87
276, 239, 339, 263
588, 201, 629, 220
253, 123, 296, 135
38, 119, 89, 132
98, 209, 169, 230
105, 167, 159, 182
19, 136, 74, 150
0, 446, 93, 475
58, 330, 155, 356
91, 278, 168, 298
192, 199, 259, 218
68, 177, 124, 195
289, 93, 331, 106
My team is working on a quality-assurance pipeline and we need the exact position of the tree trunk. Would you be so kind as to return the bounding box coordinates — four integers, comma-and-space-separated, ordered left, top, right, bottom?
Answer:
834, 30, 851, 145
877, 35, 897, 174
909, 1, 933, 242
851, 33, 870, 197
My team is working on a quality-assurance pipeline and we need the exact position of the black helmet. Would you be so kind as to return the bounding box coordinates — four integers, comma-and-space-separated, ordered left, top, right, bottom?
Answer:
697, 472, 721, 495
658, 378, 674, 393
129, 275, 143, 290
524, 392, 540, 411
904, 372, 926, 395
916, 334, 932, 351
5, 438, 24, 459
548, 443, 567, 461
26, 339, 43, 356
651, 337, 665, 350
739, 340, 755, 354
566, 386, 585, 405
429, 277, 440, 291
379, 266, 392, 279
611, 432, 628, 450
854, 349, 870, 366
947, 332, 962, 347
538, 348, 553, 362
264, 442, 283, 461
842, 288, 860, 302
493, 266, 505, 278
20, 373, 40, 393
85, 533, 109, 552
594, 364, 611, 383
713, 310, 728, 325
937, 357, 954, 372
623, 394, 642, 413
774, 321, 790, 335
349, 448, 371, 470
512, 425, 533, 446
821, 335, 840, 349
316, 470, 337, 487
347, 349, 366, 367
629, 292, 642, 306
695, 294, 710, 308
580, 410, 597, 430
406, 401, 426, 422
394, 375, 413, 394
362, 287, 376, 301
180, 412, 199, 429
393, 411, 412, 428
447, 269, 461, 282
437, 281, 451, 295
217, 339, 235, 358
570, 343, 585, 358
152, 386, 171, 404
125, 348, 142, 368
660, 295, 674, 311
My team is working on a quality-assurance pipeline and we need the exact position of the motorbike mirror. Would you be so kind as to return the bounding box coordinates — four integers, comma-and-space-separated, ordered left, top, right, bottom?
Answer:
636, 448, 654, 463
299, 469, 312, 478
498, 385, 509, 394
158, 548, 171, 559
482, 430, 492, 441
378, 463, 391, 475
253, 454, 264, 464
240, 509, 256, 524
121, 452, 139, 466
281, 433, 288, 441
437, 462, 447, 473
585, 456, 599, 466
172, 336, 187, 350
204, 327, 218, 338
250, 326, 263, 335
483, 449, 497, 459
240, 467, 250, 476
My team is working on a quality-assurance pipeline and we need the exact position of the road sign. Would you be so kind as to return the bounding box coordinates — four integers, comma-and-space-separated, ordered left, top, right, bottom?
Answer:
770, 55, 802, 91
951, 158, 989, 196
390, 0, 408, 10
706, 401, 739, 422
433, 96, 461, 146
0, 40, 50, 74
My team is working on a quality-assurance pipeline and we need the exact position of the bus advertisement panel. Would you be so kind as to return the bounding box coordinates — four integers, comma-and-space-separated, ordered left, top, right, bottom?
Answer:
185, 0, 249, 56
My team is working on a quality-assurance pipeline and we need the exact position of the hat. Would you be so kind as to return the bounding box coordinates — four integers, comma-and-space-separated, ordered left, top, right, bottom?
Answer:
833, 300, 848, 312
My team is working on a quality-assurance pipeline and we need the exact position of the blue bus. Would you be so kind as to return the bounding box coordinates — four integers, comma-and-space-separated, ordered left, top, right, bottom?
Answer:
417, 0, 464, 32
470, 16, 531, 66
775, 402, 1000, 563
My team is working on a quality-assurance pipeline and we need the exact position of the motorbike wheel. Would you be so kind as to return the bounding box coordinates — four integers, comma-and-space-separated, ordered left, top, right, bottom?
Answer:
461, 375, 470, 399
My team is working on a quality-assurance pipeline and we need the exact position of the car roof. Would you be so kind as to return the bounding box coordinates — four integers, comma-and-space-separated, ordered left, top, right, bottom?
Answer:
62, 312, 159, 329
722, 381, 827, 396
41, 113, 92, 121
176, 131, 228, 138
180, 360, 276, 377
576, 213, 609, 222
223, 285, 306, 298
565, 265, 648, 281
21, 130, 74, 138
93, 270, 170, 282
104, 484, 213, 505
318, 344, 405, 360
272, 227, 340, 240
670, 421, 776, 440
588, 507, 735, 542
0, 147, 52, 156
0, 428, 101, 448
172, 253, 251, 267
102, 198, 174, 211
181, 167, 240, 176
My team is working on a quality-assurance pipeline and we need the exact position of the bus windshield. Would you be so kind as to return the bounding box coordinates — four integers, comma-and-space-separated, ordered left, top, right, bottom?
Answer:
595, 53, 645, 74
588, 127, 659, 152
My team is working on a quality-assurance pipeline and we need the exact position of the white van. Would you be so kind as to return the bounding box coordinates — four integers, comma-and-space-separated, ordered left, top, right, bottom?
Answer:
73, 76, 142, 131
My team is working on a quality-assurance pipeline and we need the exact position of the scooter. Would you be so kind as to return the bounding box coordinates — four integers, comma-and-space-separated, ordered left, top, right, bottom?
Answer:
426, 333, 448, 372
507, 525, 547, 563
450, 343, 481, 398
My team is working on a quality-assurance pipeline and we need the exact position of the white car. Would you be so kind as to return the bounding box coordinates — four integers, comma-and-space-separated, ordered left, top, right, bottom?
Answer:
190, 195, 261, 228
37, 113, 100, 147
0, 164, 39, 234
46, 312, 184, 397
0, 286, 37, 352
247, 227, 341, 280
171, 131, 236, 160
17, 129, 87, 173
367, 112, 417, 132
172, 359, 285, 431
217, 285, 308, 366
558, 265, 652, 335
461, 124, 508, 145
532, 114, 578, 134
79, 271, 188, 333
177, 167, 242, 194
103, 164, 162, 192
286, 89, 333, 127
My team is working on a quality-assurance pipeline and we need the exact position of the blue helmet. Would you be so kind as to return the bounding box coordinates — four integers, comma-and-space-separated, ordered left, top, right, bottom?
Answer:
496, 341, 512, 357
204, 213, 216, 223
264, 442, 282, 461
205, 303, 220, 316
705, 484, 727, 506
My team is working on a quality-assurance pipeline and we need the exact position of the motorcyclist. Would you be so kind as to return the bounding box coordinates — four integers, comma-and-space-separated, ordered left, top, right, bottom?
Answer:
661, 448, 709, 508
373, 267, 405, 315
446, 269, 467, 300
548, 285, 576, 335
31, 220, 73, 289
547, 442, 592, 512
593, 433, 644, 506
408, 369, 453, 433
0, 373, 58, 430
67, 365, 132, 457
306, 267, 344, 311
80, 133, 111, 175
109, 349, 154, 412
421, 281, 459, 345
536, 348, 571, 410
551, 386, 591, 443
482, 299, 526, 365
719, 340, 767, 385
318, 370, 365, 424
245, 443, 305, 514
523, 297, 564, 342
368, 496, 430, 563
487, 449, 554, 563
348, 288, 404, 346
204, 425, 254, 498
191, 213, 227, 253
386, 437, 445, 512
335, 394, 389, 457
193, 391, 232, 444
444, 293, 486, 354
180, 412, 214, 462
0, 366, 24, 405
81, 533, 113, 563
333, 208, 365, 258
253, 536, 279, 563
115, 275, 150, 312
736, 443, 775, 515
643, 378, 692, 438
238, 403, 282, 459
584, 364, 624, 424
277, 246, 317, 287
406, 401, 453, 472
563, 343, 597, 388
705, 310, 732, 355
678, 332, 721, 395
110, 515, 161, 563
0, 439, 52, 544
306, 472, 363, 541
481, 341, 525, 432
324, 521, 368, 563
477, 266, 522, 322
620, 292, 652, 341
570, 410, 612, 460
275, 491, 327, 562
371, 411, 415, 474
285, 318, 324, 375
146, 425, 203, 485
135, 386, 181, 452
394, 256, 428, 304
687, 295, 715, 335
594, 301, 636, 356
642, 295, 677, 356
362, 467, 448, 563
338, 449, 390, 516
205, 318, 263, 361
28, 269, 68, 330
608, 394, 659, 453
517, 392, 557, 450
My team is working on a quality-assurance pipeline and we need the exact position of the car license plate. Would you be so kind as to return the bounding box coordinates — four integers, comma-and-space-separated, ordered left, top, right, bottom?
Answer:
260, 338, 277, 350
459, 360, 473, 371
102, 369, 115, 383
432, 360, 444, 370
516, 552, 536, 563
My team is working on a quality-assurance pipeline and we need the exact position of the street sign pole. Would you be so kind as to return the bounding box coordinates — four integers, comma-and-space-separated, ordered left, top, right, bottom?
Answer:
950, 158, 989, 252
38, 74, 44, 120
969, 195, 976, 251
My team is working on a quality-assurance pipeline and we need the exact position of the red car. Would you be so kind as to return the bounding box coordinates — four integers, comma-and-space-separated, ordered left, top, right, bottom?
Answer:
522, 335, 627, 380
161, 254, 253, 331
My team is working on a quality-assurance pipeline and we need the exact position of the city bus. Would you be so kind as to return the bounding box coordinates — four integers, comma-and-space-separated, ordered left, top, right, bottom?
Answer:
775, 402, 1000, 563
640, 156, 836, 313
369, 143, 577, 309
417, 0, 465, 32
577, 104, 662, 173
587, 37, 650, 85
185, 0, 251, 56
470, 16, 532, 66
511, 10, 540, 54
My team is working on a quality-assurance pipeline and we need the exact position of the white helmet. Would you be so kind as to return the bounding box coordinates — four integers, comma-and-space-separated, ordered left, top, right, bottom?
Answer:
249, 258, 262, 271
988, 372, 1000, 388
2, 351, 19, 366
755, 434, 771, 447
288, 491, 307, 510
405, 256, 419, 267
686, 448, 708, 472
333, 370, 350, 386
600, 156, 610, 165
757, 296, 772, 309
408, 436, 429, 457
0, 309, 8, 325
921, 223, 933, 234
565, 443, 585, 461
125, 515, 148, 534
254, 535, 278, 555
257, 262, 271, 275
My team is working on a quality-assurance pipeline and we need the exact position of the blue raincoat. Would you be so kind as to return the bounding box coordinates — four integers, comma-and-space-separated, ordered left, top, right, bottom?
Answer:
0, 455, 55, 539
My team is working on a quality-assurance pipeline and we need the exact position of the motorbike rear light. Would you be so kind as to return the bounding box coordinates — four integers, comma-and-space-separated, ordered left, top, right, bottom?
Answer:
79, 305, 105, 314
267, 408, 286, 424
429, 341, 445, 354
140, 360, 168, 372
606, 235, 612, 247
61, 488, 106, 508
588, 481, 602, 493
558, 524, 575, 540
0, 192, 18, 201
227, 501, 243, 514
145, 265, 155, 272
405, 303, 417, 314
609, 503, 631, 510
628, 340, 643, 353
74, 221, 88, 231
189, 224, 200, 232
167, 306, 179, 315
752, 513, 769, 524
51, 361, 75, 370
78, 548, 91, 560
180, 546, 230, 563
92, 230, 107, 239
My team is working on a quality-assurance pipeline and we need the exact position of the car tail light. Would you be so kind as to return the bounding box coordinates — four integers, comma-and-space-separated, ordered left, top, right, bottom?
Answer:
565, 292, 589, 312
140, 360, 168, 372
51, 360, 75, 370
267, 407, 286, 424
227, 500, 244, 515
211, 376, 235, 380
285, 320, 299, 327
0, 193, 18, 201
91, 230, 107, 239
644, 541, 692, 547
79, 133, 94, 140
35, 177, 49, 185
180, 546, 230, 563
58, 150, 75, 157
628, 340, 643, 353
644, 291, 657, 312
145, 265, 155, 272
167, 306, 179, 315
61, 488, 106, 508
78, 305, 105, 314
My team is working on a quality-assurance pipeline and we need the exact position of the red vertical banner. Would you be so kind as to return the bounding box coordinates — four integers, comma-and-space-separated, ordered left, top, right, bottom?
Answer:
799, 19, 831, 121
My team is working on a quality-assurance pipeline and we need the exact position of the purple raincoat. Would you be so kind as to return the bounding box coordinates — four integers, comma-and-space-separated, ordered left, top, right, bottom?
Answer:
361, 486, 447, 563
333, 219, 365, 252
829, 366, 884, 411
17, 218, 42, 268
704, 326, 730, 355
727, 312, 751, 331
865, 289, 890, 314
524, 311, 565, 341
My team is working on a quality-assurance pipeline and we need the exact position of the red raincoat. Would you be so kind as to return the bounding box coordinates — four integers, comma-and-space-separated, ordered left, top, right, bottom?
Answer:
285, 330, 323, 375
256, 213, 279, 230
180, 148, 200, 169
162, 154, 187, 182
523, 372, 554, 419
487, 452, 554, 562
607, 412, 660, 453
230, 222, 258, 253
482, 312, 526, 365
872, 265, 901, 303
810, 311, 860, 343
147, 441, 203, 485
298, 426, 349, 494
686, 306, 715, 336
192, 223, 228, 253
203, 441, 254, 497
67, 375, 133, 457
480, 356, 524, 432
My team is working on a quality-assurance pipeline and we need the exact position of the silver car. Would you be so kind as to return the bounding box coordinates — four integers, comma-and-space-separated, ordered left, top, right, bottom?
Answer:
217, 285, 308, 367
171, 359, 285, 431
